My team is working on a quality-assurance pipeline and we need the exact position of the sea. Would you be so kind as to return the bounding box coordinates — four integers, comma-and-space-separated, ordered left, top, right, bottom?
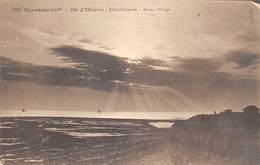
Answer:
0, 116, 176, 165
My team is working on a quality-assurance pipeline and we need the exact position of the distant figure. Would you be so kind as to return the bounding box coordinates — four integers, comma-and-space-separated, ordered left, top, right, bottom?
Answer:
97, 110, 101, 113
22, 109, 26, 112
198, 12, 200, 17
213, 111, 217, 115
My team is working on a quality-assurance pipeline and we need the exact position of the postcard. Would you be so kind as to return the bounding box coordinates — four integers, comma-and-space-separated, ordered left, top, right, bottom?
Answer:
0, 0, 259, 164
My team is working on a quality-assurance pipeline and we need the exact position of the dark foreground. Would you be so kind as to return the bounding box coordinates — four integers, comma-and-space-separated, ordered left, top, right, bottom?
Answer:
0, 105, 259, 165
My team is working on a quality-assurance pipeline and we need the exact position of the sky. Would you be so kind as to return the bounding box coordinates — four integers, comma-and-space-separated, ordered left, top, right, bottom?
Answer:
0, 0, 259, 115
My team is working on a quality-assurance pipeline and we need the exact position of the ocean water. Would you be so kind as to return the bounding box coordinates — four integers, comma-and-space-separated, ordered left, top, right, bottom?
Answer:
0, 117, 172, 165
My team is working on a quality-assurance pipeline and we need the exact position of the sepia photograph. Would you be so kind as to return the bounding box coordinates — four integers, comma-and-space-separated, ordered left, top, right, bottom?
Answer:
0, 0, 259, 164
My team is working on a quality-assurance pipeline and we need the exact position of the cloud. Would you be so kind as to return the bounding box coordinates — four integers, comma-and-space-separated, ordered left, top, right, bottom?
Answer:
252, 0, 260, 4
50, 45, 128, 81
239, 33, 259, 43
0, 56, 81, 84
0, 45, 134, 91
49, 46, 259, 96
2, 46, 258, 92
40, 30, 62, 37
0, 37, 22, 48
0, 46, 188, 91
174, 58, 221, 73
1, 46, 259, 111
78, 38, 93, 43
226, 51, 260, 69
139, 58, 169, 67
